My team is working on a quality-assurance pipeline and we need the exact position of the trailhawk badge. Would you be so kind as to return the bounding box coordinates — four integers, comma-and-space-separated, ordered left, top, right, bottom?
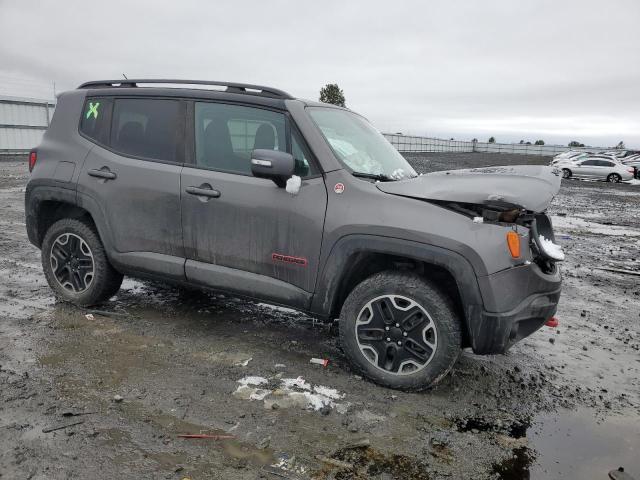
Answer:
334, 183, 345, 194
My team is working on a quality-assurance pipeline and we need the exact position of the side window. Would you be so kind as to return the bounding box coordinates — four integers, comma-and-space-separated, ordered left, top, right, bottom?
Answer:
600, 161, 614, 167
194, 102, 319, 177
582, 160, 597, 166
80, 97, 112, 145
195, 102, 286, 175
110, 99, 181, 162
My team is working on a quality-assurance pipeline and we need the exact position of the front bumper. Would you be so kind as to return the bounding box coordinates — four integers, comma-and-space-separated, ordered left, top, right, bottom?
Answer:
468, 262, 561, 354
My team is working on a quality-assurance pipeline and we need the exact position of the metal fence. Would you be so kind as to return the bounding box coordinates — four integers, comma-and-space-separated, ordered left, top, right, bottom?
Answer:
0, 95, 56, 156
383, 133, 599, 156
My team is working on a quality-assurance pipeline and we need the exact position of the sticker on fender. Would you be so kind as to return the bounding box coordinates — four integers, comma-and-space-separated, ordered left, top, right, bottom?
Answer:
334, 183, 345, 194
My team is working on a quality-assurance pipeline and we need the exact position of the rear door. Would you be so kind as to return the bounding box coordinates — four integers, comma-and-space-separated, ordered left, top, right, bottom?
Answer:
77, 97, 186, 279
180, 101, 327, 307
575, 159, 598, 178
597, 160, 616, 180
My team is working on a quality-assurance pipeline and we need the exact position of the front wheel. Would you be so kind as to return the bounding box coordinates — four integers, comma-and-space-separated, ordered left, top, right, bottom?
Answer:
562, 168, 572, 179
607, 173, 621, 183
339, 271, 462, 391
41, 218, 123, 306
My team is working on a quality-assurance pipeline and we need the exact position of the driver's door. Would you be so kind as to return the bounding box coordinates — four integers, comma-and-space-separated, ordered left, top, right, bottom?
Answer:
180, 101, 327, 307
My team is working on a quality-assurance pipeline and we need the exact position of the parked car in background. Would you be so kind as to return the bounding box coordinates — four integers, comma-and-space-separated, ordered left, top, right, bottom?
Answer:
560, 157, 634, 182
622, 154, 640, 179
552, 150, 585, 162
550, 152, 588, 166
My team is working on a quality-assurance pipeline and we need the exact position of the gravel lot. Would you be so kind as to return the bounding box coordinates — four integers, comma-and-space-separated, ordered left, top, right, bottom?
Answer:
1, 153, 639, 479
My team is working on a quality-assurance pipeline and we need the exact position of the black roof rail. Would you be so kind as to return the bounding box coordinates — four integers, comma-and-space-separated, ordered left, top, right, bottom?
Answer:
77, 79, 294, 99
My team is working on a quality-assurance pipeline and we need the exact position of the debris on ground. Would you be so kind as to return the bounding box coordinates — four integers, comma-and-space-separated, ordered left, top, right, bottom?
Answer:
609, 467, 637, 480
42, 421, 85, 433
234, 375, 346, 412
309, 357, 329, 367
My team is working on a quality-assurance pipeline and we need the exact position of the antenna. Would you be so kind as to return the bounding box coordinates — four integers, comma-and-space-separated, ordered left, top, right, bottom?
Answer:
122, 73, 128, 79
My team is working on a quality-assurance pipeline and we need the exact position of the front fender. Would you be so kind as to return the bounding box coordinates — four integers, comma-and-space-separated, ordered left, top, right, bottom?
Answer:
310, 234, 484, 330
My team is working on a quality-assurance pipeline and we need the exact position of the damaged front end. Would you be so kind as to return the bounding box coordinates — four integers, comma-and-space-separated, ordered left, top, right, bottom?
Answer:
433, 198, 563, 274
376, 164, 565, 273
376, 165, 564, 354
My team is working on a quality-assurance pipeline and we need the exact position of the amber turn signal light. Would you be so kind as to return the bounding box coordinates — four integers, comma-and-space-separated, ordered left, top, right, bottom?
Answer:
506, 231, 521, 258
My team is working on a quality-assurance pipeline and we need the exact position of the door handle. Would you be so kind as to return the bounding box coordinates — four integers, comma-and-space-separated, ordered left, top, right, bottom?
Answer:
185, 185, 221, 198
88, 168, 117, 180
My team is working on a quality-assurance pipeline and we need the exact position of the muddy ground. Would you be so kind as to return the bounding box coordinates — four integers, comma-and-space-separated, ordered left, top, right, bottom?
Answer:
0, 153, 639, 480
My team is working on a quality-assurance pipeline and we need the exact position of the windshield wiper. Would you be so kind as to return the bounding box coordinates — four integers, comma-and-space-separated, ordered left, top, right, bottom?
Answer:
351, 171, 393, 182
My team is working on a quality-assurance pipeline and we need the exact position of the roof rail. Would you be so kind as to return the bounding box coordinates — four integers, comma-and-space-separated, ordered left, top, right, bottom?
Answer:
77, 79, 294, 99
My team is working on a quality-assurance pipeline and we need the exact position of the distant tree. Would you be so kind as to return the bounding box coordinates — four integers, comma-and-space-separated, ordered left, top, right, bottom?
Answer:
615, 141, 625, 149
519, 140, 524, 144
319, 83, 346, 107
472, 138, 478, 142
450, 137, 454, 141
568, 141, 585, 147
534, 140, 545, 145
526, 141, 532, 145
488, 136, 496, 143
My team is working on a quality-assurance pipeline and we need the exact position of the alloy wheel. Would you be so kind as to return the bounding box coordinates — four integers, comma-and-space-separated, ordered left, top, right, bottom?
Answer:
355, 295, 437, 375
50, 233, 95, 293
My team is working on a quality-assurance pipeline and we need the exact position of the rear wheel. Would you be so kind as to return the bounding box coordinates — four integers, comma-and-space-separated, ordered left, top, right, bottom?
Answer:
607, 173, 621, 183
339, 271, 461, 391
41, 218, 123, 306
562, 168, 572, 179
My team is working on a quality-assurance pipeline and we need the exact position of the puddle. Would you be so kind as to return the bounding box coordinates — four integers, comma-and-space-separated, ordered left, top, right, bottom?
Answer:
494, 408, 640, 479
456, 416, 529, 438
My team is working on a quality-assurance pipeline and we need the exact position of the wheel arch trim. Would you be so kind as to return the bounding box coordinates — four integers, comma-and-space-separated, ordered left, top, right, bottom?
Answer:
310, 234, 484, 330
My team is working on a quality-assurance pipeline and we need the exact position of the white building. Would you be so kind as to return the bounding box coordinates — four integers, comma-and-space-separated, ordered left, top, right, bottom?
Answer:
0, 95, 56, 156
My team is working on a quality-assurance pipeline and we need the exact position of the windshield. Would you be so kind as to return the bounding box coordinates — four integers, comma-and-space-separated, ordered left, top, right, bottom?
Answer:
307, 107, 417, 180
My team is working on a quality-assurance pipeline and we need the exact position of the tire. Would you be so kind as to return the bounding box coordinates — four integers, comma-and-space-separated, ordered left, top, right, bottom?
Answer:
339, 271, 462, 391
562, 168, 572, 179
41, 218, 123, 306
607, 173, 621, 183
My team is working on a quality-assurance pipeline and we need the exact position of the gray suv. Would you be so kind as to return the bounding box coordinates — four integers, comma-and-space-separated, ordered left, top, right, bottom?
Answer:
25, 79, 563, 390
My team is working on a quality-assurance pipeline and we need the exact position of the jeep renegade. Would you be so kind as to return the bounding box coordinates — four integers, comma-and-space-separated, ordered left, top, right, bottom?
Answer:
26, 79, 563, 390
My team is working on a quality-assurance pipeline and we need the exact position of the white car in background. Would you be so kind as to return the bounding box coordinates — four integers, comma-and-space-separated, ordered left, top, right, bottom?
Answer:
559, 156, 634, 182
552, 150, 585, 162
550, 152, 588, 165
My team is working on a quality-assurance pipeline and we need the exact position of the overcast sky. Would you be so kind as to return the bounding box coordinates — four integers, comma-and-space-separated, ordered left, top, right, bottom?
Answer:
1, 0, 639, 147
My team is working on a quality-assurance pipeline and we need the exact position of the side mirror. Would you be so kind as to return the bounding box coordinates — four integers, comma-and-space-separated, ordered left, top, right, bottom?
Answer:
251, 149, 295, 188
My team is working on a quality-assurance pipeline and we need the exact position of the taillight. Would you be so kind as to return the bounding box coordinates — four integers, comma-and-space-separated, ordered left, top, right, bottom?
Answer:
28, 150, 37, 172
628, 168, 635, 174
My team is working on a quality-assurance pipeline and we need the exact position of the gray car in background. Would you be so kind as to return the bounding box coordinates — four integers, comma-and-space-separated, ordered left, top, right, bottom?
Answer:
25, 79, 563, 390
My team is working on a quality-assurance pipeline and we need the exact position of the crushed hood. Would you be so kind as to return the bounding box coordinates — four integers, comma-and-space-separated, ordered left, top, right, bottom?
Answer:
376, 165, 562, 212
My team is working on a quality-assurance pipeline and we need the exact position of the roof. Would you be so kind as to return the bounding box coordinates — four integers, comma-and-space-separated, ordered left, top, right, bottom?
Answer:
76, 80, 349, 111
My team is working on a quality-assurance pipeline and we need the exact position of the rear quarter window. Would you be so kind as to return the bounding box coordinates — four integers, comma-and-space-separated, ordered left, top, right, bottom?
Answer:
79, 98, 112, 145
